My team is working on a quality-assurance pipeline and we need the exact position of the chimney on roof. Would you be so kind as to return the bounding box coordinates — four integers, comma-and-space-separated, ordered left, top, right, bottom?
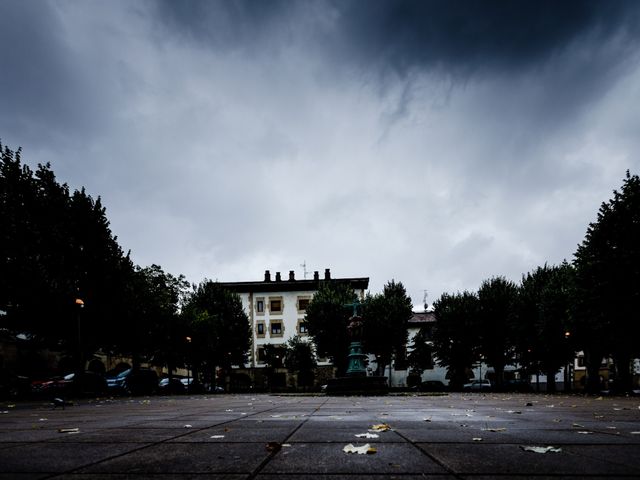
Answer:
324, 268, 331, 280
275, 271, 282, 282
289, 270, 295, 281
313, 271, 319, 281
264, 270, 271, 282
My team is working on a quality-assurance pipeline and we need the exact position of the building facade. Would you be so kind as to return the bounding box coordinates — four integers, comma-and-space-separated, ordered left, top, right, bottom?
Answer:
218, 268, 368, 387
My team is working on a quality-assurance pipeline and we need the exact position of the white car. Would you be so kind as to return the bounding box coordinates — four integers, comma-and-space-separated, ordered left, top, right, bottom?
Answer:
463, 379, 492, 392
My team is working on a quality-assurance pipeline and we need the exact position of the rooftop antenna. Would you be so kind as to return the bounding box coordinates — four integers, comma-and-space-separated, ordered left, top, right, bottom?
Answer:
300, 260, 310, 279
423, 290, 428, 312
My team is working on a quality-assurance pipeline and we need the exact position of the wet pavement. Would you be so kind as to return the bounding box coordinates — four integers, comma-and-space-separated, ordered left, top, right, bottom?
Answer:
1, 392, 639, 479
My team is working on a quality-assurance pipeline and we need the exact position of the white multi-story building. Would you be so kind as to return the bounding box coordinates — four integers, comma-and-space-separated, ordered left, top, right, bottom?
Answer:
218, 269, 369, 373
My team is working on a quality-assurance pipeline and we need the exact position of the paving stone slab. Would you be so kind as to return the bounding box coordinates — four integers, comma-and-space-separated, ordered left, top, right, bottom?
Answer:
395, 427, 522, 443
172, 425, 298, 443
0, 474, 49, 480
257, 475, 456, 480
261, 443, 447, 474
48, 427, 189, 443
562, 444, 640, 470
419, 443, 639, 476
288, 425, 405, 443
78, 443, 270, 474
0, 442, 140, 473
52, 474, 246, 480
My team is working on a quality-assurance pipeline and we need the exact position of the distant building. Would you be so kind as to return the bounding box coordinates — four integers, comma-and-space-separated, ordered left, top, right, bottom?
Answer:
218, 269, 368, 388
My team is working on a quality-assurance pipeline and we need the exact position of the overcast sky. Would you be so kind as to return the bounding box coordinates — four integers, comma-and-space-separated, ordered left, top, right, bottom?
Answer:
2, 0, 640, 309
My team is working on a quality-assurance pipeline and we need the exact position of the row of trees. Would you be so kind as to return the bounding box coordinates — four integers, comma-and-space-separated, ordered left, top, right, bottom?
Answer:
413, 172, 640, 393
305, 280, 413, 378
0, 143, 251, 383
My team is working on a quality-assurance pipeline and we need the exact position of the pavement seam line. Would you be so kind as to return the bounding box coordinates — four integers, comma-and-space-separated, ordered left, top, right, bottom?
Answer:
245, 396, 330, 480
40, 400, 285, 479
390, 422, 466, 480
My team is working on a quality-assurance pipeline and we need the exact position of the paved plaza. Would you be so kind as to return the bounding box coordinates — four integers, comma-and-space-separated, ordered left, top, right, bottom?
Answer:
1, 392, 639, 479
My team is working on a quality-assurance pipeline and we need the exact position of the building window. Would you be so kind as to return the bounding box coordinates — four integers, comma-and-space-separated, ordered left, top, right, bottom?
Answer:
256, 298, 265, 315
271, 322, 283, 336
298, 320, 308, 335
269, 297, 282, 314
297, 296, 311, 312
257, 347, 266, 364
256, 322, 265, 338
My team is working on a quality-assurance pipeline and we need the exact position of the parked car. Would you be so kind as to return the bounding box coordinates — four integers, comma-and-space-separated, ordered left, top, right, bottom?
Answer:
158, 377, 187, 394
412, 380, 448, 392
106, 369, 158, 395
463, 379, 492, 392
32, 372, 107, 397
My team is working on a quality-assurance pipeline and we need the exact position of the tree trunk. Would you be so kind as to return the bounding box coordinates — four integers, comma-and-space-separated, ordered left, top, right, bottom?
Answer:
545, 368, 557, 392
584, 349, 603, 394
612, 354, 632, 393
493, 364, 505, 391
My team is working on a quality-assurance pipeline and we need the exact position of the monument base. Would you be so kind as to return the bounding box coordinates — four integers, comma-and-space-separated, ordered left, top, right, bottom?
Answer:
325, 376, 389, 396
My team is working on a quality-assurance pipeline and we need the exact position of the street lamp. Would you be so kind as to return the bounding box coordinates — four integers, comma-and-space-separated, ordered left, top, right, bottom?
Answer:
75, 298, 84, 373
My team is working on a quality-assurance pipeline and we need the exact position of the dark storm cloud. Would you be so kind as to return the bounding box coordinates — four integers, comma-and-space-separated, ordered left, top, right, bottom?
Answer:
0, 2, 84, 144
330, 0, 640, 77
154, 0, 640, 76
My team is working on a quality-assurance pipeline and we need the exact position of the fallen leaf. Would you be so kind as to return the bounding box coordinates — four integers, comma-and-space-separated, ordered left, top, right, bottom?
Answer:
481, 427, 506, 432
266, 441, 281, 453
423, 417, 432, 422
577, 431, 593, 435
355, 433, 379, 439
521, 445, 562, 453
472, 437, 483, 442
525, 402, 533, 407
343, 443, 376, 454
572, 423, 585, 428
183, 425, 193, 428
58, 428, 79, 434
369, 423, 391, 432
506, 410, 522, 414
629, 431, 640, 434
210, 435, 225, 439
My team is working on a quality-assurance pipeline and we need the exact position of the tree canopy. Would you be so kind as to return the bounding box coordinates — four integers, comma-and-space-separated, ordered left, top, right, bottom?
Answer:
181, 281, 251, 386
362, 280, 413, 376
573, 171, 640, 392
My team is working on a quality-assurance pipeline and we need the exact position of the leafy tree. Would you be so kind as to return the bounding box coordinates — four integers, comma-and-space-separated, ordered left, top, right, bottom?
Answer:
182, 281, 251, 389
305, 281, 356, 376
432, 291, 480, 390
517, 264, 575, 391
284, 335, 317, 389
362, 280, 413, 378
407, 327, 435, 378
134, 265, 189, 377
0, 144, 130, 371
573, 171, 640, 393
477, 276, 518, 390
